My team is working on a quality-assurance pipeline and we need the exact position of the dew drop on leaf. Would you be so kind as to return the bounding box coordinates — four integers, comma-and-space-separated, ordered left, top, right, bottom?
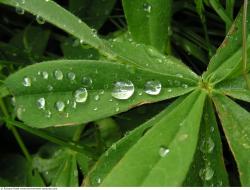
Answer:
67, 72, 76, 80
36, 15, 45, 24
42, 71, 49, 79
111, 80, 134, 100
167, 88, 172, 92
47, 85, 53, 91
11, 97, 16, 106
94, 95, 100, 101
55, 101, 65, 112
45, 110, 52, 118
200, 137, 215, 153
37, 97, 46, 110
143, 2, 152, 13
144, 80, 161, 95
54, 70, 63, 80
82, 77, 93, 87
74, 88, 88, 103
93, 107, 98, 111
22, 76, 31, 87
159, 146, 170, 157
199, 166, 214, 181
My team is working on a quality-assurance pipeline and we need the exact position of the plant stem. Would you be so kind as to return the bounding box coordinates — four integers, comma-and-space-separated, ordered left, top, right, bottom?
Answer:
242, 0, 250, 89
0, 98, 32, 162
3, 118, 94, 158
72, 124, 86, 142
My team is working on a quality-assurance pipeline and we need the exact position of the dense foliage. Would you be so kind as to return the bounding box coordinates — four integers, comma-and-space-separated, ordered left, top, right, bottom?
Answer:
0, 0, 249, 187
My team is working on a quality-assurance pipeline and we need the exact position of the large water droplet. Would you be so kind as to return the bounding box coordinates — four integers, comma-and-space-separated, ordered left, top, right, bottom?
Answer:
144, 80, 161, 95
74, 88, 88, 103
111, 80, 134, 100
55, 101, 65, 112
54, 70, 63, 80
159, 146, 170, 157
199, 167, 214, 181
200, 137, 215, 153
37, 97, 45, 110
22, 76, 31, 87
82, 77, 92, 87
42, 71, 49, 79
36, 15, 45, 24
67, 72, 76, 81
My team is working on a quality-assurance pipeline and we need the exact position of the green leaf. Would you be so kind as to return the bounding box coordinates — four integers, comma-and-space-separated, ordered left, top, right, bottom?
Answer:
213, 94, 250, 186
10, 26, 50, 57
203, 3, 250, 84
184, 98, 229, 186
86, 90, 206, 186
107, 41, 199, 82
69, 0, 116, 30
122, 0, 172, 52
51, 153, 78, 186
84, 96, 185, 186
0, 0, 104, 50
215, 74, 250, 102
5, 60, 196, 128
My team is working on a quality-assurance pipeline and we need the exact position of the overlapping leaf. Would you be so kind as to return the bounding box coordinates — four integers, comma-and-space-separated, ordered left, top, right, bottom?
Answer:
213, 94, 250, 186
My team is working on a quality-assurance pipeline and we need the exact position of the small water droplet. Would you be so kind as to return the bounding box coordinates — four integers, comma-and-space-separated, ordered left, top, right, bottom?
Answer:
22, 76, 31, 87
42, 71, 49, 79
16, 6, 25, 15
167, 88, 172, 92
82, 77, 92, 87
159, 146, 170, 157
200, 137, 215, 153
45, 110, 51, 118
109, 98, 113, 102
11, 97, 16, 106
36, 15, 45, 24
37, 97, 46, 110
111, 80, 134, 100
199, 167, 214, 181
144, 80, 161, 95
182, 84, 189, 88
72, 101, 77, 109
143, 2, 152, 13
74, 88, 88, 103
47, 85, 53, 91
67, 72, 76, 80
54, 70, 63, 80
100, 89, 104, 95
94, 95, 100, 101
115, 107, 120, 112
176, 73, 183, 78
55, 101, 65, 112
97, 177, 101, 184
93, 107, 98, 111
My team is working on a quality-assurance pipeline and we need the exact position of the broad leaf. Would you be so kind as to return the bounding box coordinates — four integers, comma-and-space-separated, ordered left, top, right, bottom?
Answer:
84, 96, 185, 186
203, 2, 250, 84
213, 94, 250, 186
122, 0, 172, 52
85, 90, 206, 186
215, 74, 250, 103
184, 98, 228, 186
5, 60, 196, 128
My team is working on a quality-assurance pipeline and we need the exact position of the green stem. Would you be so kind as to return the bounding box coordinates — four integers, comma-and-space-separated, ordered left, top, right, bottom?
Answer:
3, 118, 94, 158
72, 124, 86, 142
242, 0, 250, 89
209, 0, 233, 32
0, 98, 32, 162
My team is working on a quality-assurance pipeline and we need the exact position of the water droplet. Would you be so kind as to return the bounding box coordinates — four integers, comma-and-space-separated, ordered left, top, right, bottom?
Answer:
94, 95, 100, 101
54, 70, 63, 80
55, 101, 65, 112
176, 73, 183, 78
36, 15, 45, 24
159, 146, 170, 157
45, 110, 51, 118
74, 88, 88, 103
72, 101, 77, 109
37, 98, 45, 110
111, 144, 117, 150
97, 177, 101, 184
115, 107, 120, 112
167, 88, 172, 92
143, 2, 152, 13
17, 106, 25, 119
42, 71, 49, 79
82, 77, 92, 87
100, 89, 104, 95
144, 80, 161, 95
111, 80, 134, 100
22, 76, 31, 87
67, 72, 75, 80
182, 84, 189, 88
199, 167, 214, 181
11, 97, 16, 106
16, 6, 25, 15
93, 107, 98, 111
47, 85, 53, 91
200, 137, 215, 153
